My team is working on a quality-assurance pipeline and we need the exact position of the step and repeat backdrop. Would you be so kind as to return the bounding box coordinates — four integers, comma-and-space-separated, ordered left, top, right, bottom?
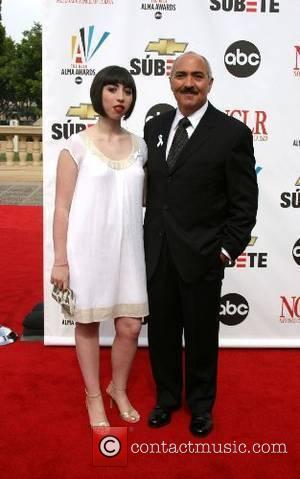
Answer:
43, 0, 300, 346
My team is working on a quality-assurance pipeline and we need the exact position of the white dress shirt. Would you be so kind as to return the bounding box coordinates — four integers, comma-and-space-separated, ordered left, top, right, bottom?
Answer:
166, 101, 209, 158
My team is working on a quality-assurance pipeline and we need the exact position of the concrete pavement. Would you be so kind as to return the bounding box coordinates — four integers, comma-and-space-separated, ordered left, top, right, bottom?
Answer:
0, 182, 43, 205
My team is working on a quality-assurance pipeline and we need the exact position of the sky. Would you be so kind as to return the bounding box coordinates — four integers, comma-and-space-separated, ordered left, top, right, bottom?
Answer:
1, 0, 42, 43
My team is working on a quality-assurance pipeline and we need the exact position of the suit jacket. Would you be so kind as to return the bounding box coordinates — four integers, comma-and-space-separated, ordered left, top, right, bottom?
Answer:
143, 102, 258, 283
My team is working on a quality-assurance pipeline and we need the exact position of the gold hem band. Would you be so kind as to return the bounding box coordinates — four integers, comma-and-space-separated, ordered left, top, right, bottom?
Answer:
64, 302, 149, 323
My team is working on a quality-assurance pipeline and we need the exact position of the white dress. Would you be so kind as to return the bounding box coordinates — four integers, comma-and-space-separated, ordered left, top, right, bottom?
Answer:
63, 129, 149, 323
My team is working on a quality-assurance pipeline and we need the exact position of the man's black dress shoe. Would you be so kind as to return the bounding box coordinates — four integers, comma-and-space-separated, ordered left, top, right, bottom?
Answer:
189, 413, 213, 437
148, 406, 172, 428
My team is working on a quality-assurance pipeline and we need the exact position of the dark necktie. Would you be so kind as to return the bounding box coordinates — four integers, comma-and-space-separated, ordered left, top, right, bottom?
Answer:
167, 117, 191, 169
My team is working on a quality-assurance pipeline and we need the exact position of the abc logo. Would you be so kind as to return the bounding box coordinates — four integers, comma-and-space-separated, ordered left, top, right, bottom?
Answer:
292, 238, 300, 266
224, 40, 261, 77
219, 293, 249, 325
145, 103, 175, 124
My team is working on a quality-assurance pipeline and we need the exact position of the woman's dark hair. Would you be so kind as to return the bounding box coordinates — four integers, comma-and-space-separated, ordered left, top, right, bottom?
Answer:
90, 66, 137, 120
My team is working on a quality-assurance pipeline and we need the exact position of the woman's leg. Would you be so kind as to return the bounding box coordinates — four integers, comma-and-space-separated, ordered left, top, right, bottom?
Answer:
108, 317, 142, 417
75, 321, 109, 426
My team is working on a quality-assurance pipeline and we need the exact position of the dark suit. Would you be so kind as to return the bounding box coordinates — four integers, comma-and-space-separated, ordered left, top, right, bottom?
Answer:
144, 102, 258, 414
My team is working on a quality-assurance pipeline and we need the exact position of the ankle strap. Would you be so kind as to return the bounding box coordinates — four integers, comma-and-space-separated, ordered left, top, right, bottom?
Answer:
85, 389, 101, 398
111, 382, 126, 392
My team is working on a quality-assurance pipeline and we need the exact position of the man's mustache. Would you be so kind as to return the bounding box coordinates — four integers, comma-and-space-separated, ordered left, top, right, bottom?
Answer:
179, 87, 199, 94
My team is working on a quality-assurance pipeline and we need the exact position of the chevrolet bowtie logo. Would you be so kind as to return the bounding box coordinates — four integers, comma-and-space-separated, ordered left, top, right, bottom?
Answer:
296, 177, 300, 186
66, 103, 97, 120
248, 236, 258, 247
145, 39, 188, 56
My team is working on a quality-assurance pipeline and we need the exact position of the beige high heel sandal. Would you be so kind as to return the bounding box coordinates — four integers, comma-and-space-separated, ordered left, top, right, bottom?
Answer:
85, 390, 110, 428
106, 382, 140, 423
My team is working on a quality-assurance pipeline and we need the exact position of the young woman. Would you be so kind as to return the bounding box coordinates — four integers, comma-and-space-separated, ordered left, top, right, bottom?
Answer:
51, 66, 148, 427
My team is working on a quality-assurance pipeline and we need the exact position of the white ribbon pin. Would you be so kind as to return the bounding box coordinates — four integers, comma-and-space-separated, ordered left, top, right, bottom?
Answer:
157, 134, 163, 147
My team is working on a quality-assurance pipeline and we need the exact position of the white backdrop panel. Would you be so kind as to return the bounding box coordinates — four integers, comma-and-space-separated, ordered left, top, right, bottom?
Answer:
43, 0, 300, 346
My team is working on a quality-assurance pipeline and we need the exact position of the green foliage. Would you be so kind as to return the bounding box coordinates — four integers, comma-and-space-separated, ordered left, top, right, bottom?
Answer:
0, 22, 42, 120
0, 24, 6, 55
0, 24, 16, 115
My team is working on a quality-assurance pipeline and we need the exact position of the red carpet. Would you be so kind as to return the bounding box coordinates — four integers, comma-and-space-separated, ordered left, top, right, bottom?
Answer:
0, 206, 300, 478
0, 205, 43, 333
1, 344, 300, 479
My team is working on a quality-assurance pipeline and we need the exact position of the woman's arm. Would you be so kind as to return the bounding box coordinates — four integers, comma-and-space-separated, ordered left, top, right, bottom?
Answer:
51, 149, 78, 290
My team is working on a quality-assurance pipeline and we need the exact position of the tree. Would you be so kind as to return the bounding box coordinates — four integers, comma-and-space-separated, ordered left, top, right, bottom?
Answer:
0, 23, 17, 117
0, 22, 5, 54
0, 22, 42, 120
15, 22, 42, 111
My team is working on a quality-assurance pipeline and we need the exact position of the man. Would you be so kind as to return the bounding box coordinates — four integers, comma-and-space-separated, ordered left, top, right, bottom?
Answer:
143, 52, 258, 436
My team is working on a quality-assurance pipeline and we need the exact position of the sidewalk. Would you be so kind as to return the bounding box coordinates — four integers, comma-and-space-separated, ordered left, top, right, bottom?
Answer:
0, 182, 43, 206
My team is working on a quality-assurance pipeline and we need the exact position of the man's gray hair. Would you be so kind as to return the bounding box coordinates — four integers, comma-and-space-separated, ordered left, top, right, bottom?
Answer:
170, 51, 213, 79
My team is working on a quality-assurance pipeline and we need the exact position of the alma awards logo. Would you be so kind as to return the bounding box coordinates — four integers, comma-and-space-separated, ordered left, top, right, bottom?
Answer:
60, 26, 110, 84
140, 0, 177, 19
294, 45, 300, 77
